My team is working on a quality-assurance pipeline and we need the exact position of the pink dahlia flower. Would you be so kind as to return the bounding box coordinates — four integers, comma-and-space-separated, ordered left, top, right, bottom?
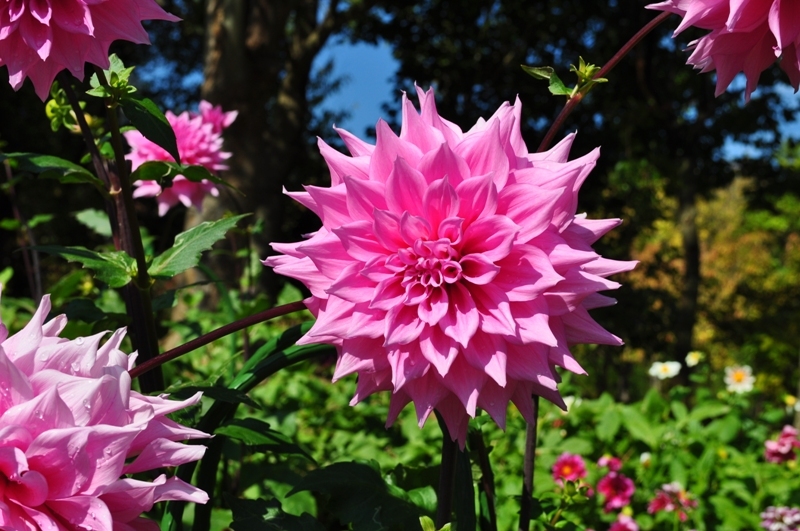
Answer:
597, 471, 635, 512
0, 292, 209, 530
648, 0, 800, 100
609, 514, 640, 531
598, 455, 623, 472
648, 482, 697, 522
0, 0, 179, 100
125, 101, 236, 216
765, 425, 800, 463
552, 452, 588, 483
263, 87, 635, 445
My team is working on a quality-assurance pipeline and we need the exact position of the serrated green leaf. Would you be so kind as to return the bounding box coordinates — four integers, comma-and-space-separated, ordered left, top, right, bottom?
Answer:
548, 72, 572, 96
148, 214, 249, 278
215, 418, 314, 461
32, 245, 135, 287
74, 208, 112, 237
120, 96, 180, 163
521, 65, 554, 80
289, 462, 423, 531
1, 153, 104, 190
596, 407, 622, 442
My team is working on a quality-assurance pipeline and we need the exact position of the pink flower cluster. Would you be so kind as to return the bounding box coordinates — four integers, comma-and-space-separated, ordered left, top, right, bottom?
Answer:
609, 514, 639, 531
0, 293, 209, 530
765, 425, 800, 463
760, 506, 800, 531
648, 0, 800, 100
264, 87, 635, 444
0, 0, 179, 100
647, 482, 697, 522
125, 101, 237, 216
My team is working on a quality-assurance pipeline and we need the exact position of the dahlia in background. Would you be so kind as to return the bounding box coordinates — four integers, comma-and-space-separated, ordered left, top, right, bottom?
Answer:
760, 506, 800, 531
647, 482, 697, 522
264, 87, 635, 444
597, 471, 635, 512
125, 101, 236, 216
648, 0, 800, 100
552, 453, 588, 483
0, 292, 209, 530
0, 0, 179, 100
765, 425, 800, 463
597, 455, 622, 472
609, 514, 639, 531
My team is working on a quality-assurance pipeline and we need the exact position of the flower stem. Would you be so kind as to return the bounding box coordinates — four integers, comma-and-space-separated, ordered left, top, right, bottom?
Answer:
435, 411, 458, 529
518, 395, 540, 531
128, 300, 307, 379
536, 11, 671, 152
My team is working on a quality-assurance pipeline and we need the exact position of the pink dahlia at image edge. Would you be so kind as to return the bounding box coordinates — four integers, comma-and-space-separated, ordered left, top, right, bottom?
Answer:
0, 292, 209, 530
264, 86, 637, 445
0, 0, 180, 100
648, 0, 800, 100
125, 101, 238, 217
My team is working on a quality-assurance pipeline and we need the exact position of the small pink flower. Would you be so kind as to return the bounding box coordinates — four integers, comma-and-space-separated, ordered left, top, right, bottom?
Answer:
125, 101, 236, 216
0, 0, 179, 100
0, 291, 209, 529
597, 472, 635, 512
648, 0, 800, 100
552, 452, 588, 483
765, 425, 800, 463
648, 482, 697, 522
598, 455, 623, 472
609, 514, 639, 531
263, 87, 635, 445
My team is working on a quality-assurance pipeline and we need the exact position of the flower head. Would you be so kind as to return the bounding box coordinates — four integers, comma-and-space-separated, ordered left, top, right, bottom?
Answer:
609, 514, 640, 531
647, 0, 800, 100
0, 291, 209, 529
648, 361, 681, 380
597, 471, 635, 512
125, 101, 236, 216
0, 0, 179, 100
552, 452, 588, 483
724, 364, 755, 393
685, 351, 703, 367
760, 506, 800, 531
765, 425, 800, 464
263, 87, 636, 445
648, 482, 697, 522
598, 455, 622, 472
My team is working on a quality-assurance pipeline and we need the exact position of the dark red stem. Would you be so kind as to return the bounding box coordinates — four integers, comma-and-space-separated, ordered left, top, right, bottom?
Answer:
536, 11, 671, 153
129, 300, 307, 379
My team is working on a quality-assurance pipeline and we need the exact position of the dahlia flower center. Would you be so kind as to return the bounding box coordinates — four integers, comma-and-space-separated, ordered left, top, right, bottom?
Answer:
398, 238, 462, 304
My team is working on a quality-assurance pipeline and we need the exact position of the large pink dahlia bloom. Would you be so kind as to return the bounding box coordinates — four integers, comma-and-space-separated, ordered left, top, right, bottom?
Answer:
648, 0, 800, 100
0, 0, 179, 100
264, 87, 635, 444
0, 292, 209, 530
125, 101, 236, 217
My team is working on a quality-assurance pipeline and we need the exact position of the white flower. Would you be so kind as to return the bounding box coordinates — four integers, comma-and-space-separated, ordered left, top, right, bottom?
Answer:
724, 365, 755, 394
649, 361, 681, 380
640, 452, 652, 467
562, 396, 582, 413
685, 351, 704, 367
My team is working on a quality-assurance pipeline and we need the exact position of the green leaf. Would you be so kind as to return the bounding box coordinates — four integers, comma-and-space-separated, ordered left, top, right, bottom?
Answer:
521, 65, 554, 80
74, 209, 112, 237
0, 153, 104, 191
169, 385, 260, 409
119, 96, 180, 163
148, 214, 249, 278
63, 298, 109, 323
622, 407, 659, 448
226, 495, 324, 531
129, 160, 232, 190
596, 407, 622, 442
689, 403, 730, 423
548, 72, 572, 97
215, 418, 314, 461
32, 245, 135, 288
289, 462, 423, 531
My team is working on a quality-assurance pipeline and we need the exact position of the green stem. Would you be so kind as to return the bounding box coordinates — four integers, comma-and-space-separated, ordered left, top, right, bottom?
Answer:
436, 412, 458, 529
518, 395, 540, 531
536, 11, 671, 152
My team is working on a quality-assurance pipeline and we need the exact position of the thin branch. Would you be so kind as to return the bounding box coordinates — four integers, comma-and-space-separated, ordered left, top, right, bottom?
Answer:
537, 11, 671, 152
518, 396, 540, 531
129, 300, 307, 379
435, 411, 457, 529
